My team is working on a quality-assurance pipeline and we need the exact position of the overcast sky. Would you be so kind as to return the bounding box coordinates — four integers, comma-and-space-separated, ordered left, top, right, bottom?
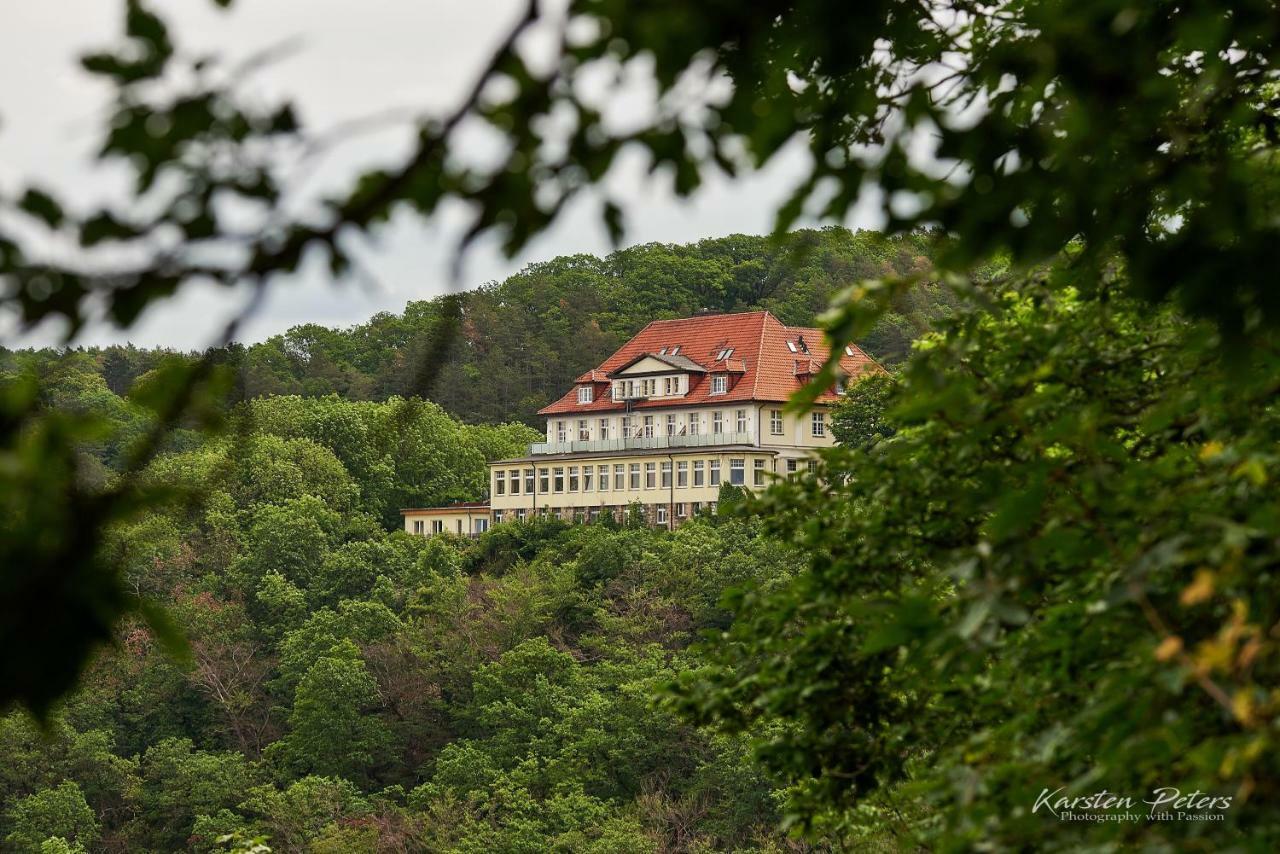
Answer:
0, 0, 882, 350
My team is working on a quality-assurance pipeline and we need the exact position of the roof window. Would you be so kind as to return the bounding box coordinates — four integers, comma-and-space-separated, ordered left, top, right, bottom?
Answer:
716, 347, 735, 360
786, 341, 797, 353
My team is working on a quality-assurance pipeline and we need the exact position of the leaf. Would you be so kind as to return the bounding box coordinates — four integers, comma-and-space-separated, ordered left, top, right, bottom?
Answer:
18, 188, 65, 228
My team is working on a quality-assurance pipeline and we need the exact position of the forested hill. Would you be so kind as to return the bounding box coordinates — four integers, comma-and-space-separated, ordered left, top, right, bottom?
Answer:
4, 227, 954, 426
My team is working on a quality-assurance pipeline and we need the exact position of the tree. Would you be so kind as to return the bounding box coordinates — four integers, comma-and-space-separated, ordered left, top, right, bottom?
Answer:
4, 782, 98, 854
674, 276, 1280, 846
829, 372, 897, 448
279, 647, 392, 785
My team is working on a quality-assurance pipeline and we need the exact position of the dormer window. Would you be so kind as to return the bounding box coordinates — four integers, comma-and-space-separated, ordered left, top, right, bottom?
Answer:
577, 385, 593, 404
711, 375, 728, 395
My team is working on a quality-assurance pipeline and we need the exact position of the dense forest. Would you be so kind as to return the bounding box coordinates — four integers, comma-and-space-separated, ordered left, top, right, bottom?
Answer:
2, 228, 955, 427
0, 228, 946, 852
5, 227, 1278, 851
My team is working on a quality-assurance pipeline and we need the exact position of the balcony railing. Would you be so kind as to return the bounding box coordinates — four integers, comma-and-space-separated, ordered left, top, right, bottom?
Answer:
530, 431, 754, 455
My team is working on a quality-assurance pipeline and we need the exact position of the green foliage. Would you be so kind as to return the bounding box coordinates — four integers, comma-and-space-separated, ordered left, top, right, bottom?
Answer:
4, 782, 97, 854
829, 372, 897, 448
675, 275, 1280, 847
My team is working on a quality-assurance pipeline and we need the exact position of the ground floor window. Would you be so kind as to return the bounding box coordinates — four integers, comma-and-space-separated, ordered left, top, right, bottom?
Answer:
676, 502, 687, 518
432, 519, 444, 534
656, 505, 668, 524
413, 520, 425, 534
476, 518, 490, 533
753, 459, 766, 486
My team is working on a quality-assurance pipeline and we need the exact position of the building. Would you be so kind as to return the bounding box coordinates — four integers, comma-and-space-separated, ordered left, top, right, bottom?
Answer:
401, 501, 491, 537
403, 310, 884, 534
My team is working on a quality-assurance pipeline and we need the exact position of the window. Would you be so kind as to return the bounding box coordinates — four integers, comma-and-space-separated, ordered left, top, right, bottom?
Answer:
556, 420, 567, 442
786, 340, 798, 353
711, 375, 728, 395
643, 415, 655, 438
621, 416, 632, 439
834, 379, 845, 395
495, 471, 505, 495
812, 411, 826, 437
735, 409, 747, 433
568, 466, 579, 491
457, 519, 464, 534
666, 414, 677, 436
577, 385, 593, 403
517, 508, 527, 521
599, 465, 610, 490
770, 409, 784, 435
688, 414, 700, 435
730, 458, 745, 485
645, 462, 657, 489
710, 459, 721, 486
664, 377, 674, 395
656, 505, 668, 524
578, 419, 590, 441
677, 461, 688, 487
509, 468, 521, 495
754, 459, 766, 486
525, 469, 535, 494
807, 459, 818, 474
583, 466, 593, 491
554, 467, 565, 493
413, 519, 425, 534
599, 418, 610, 440
629, 463, 641, 490
693, 460, 705, 487
676, 502, 687, 518
713, 412, 723, 434
671, 345, 681, 355
661, 461, 672, 488
475, 518, 489, 533
432, 519, 445, 534
692, 501, 701, 515
844, 345, 855, 356
615, 464, 626, 490
716, 347, 734, 360
787, 458, 799, 480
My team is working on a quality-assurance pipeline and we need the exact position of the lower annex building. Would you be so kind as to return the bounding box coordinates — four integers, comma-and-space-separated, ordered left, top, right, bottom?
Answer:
402, 310, 884, 535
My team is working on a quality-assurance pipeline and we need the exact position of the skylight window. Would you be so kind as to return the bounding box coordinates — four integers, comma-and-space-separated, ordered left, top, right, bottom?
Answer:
716, 347, 734, 360
844, 345, 855, 356
786, 341, 797, 353
658, 347, 668, 355
670, 345, 680, 355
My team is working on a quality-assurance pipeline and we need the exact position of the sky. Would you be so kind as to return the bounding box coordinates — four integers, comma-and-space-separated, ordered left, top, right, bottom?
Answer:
0, 0, 883, 350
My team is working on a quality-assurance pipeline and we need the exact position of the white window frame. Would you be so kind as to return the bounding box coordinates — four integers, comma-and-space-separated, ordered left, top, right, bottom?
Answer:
556, 420, 567, 442
577, 385, 593, 403
770, 409, 784, 435
735, 409, 748, 433
495, 471, 505, 495
599, 418, 610, 440
730, 458, 745, 485
812, 411, 826, 437
413, 519, 425, 534
693, 460, 705, 487
709, 459, 721, 486
710, 375, 728, 395
713, 412, 723, 434
656, 505, 668, 524
578, 419, 590, 441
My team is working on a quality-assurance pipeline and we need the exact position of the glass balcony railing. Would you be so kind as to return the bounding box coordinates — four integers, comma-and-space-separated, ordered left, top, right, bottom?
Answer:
530, 431, 755, 455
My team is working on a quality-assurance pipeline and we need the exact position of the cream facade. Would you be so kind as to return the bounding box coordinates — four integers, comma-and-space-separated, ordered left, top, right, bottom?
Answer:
402, 503, 491, 537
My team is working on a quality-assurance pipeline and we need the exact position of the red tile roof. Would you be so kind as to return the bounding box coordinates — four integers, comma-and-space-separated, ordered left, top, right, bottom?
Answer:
539, 311, 884, 416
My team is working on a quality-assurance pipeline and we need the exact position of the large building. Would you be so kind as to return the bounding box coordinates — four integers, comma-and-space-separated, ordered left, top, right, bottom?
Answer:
403, 310, 884, 534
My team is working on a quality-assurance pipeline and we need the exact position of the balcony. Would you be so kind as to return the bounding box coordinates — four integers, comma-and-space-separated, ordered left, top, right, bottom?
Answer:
530, 432, 754, 455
